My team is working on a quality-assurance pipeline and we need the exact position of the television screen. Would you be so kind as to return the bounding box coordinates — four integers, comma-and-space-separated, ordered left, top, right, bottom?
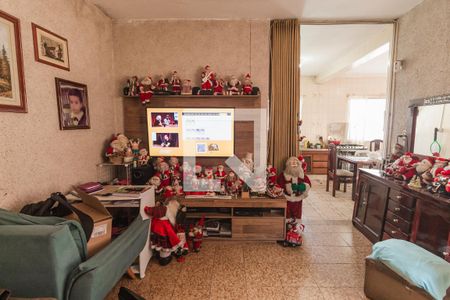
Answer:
147, 108, 234, 157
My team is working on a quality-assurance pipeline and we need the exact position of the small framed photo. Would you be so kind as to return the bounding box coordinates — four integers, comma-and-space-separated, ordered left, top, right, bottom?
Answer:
55, 78, 90, 130
32, 23, 69, 71
0, 10, 27, 113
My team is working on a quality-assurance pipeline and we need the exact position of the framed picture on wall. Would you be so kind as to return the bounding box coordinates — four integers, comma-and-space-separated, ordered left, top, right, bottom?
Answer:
0, 10, 27, 113
55, 78, 90, 130
32, 23, 69, 71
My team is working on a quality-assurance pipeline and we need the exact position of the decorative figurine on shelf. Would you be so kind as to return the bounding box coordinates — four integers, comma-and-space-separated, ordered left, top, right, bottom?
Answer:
393, 153, 418, 181
105, 133, 130, 164
129, 76, 140, 96
199, 65, 214, 95
278, 156, 311, 220
156, 75, 169, 93
138, 148, 150, 166
213, 78, 225, 95
139, 75, 153, 105
144, 200, 184, 266
241, 73, 253, 95
157, 161, 172, 188
266, 181, 284, 198
390, 143, 405, 161
172, 178, 184, 196
214, 164, 227, 183
163, 186, 176, 199
123, 148, 134, 163
169, 156, 180, 174
227, 75, 241, 95
408, 157, 434, 188
204, 167, 214, 180
189, 216, 205, 252
170, 71, 182, 95
225, 171, 240, 196
194, 164, 203, 178
129, 138, 141, 156
181, 161, 194, 182
174, 225, 189, 262
430, 157, 448, 178
277, 219, 305, 247
181, 79, 192, 95
267, 166, 278, 185
148, 175, 163, 195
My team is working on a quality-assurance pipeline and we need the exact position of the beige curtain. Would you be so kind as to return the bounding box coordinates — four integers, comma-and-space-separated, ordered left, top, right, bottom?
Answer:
268, 19, 301, 171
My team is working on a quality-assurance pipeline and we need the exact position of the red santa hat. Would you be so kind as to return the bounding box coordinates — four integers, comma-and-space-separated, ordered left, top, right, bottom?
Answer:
144, 205, 166, 219
297, 155, 308, 171
269, 167, 277, 173
197, 216, 205, 227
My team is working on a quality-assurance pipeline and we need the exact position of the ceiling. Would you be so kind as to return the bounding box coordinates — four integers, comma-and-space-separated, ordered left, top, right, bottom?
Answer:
88, 0, 423, 20
301, 24, 392, 79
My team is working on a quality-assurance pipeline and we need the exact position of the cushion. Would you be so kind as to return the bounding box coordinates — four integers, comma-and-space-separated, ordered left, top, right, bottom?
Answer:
368, 239, 450, 300
336, 169, 354, 177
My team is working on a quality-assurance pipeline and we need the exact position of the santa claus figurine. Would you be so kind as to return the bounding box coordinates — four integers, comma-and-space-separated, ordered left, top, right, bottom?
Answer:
266, 165, 278, 185
147, 175, 163, 195
157, 75, 169, 92
277, 219, 305, 247
277, 156, 311, 220
430, 157, 449, 178
225, 171, 240, 196
214, 78, 225, 95
242, 73, 253, 95
157, 161, 171, 188
227, 76, 241, 95
174, 225, 189, 262
194, 164, 203, 178
394, 153, 419, 181
170, 71, 182, 95
172, 178, 184, 196
169, 156, 180, 174
200, 65, 214, 94
189, 216, 205, 252
204, 167, 214, 180
144, 200, 184, 266
409, 157, 434, 188
139, 75, 154, 105
215, 164, 227, 183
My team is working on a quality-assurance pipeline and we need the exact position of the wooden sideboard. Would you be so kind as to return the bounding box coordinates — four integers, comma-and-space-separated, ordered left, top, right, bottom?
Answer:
353, 169, 450, 259
300, 149, 329, 175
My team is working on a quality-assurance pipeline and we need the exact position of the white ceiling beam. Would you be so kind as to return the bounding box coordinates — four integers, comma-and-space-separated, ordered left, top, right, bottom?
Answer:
314, 27, 392, 84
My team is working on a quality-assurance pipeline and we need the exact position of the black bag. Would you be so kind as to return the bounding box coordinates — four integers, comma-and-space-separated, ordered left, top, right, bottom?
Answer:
20, 192, 94, 241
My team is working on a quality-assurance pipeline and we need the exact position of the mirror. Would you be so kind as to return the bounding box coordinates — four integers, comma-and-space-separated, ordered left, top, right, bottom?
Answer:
413, 101, 450, 157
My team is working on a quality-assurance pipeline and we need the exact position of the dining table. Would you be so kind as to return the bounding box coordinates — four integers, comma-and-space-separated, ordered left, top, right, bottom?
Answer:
337, 155, 375, 201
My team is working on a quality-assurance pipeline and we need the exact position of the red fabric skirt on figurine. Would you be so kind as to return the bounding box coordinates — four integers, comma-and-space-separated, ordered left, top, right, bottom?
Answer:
150, 218, 182, 251
286, 201, 302, 220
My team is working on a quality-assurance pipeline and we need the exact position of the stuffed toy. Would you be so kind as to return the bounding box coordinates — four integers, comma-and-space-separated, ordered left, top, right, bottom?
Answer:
214, 164, 227, 183
408, 157, 434, 188
174, 225, 189, 262
266, 166, 278, 185
225, 171, 240, 196
277, 219, 305, 247
144, 200, 184, 266
204, 167, 214, 180
227, 75, 241, 95
156, 162, 171, 188
194, 164, 203, 178
213, 78, 225, 95
181, 79, 192, 95
172, 178, 184, 196
394, 153, 419, 181
138, 148, 150, 166
148, 176, 163, 195
200, 65, 214, 94
156, 75, 169, 92
241, 73, 253, 95
430, 157, 448, 177
277, 156, 311, 220
188, 217, 205, 252
266, 181, 284, 198
170, 71, 182, 95
129, 139, 141, 156
169, 156, 180, 174
139, 75, 153, 105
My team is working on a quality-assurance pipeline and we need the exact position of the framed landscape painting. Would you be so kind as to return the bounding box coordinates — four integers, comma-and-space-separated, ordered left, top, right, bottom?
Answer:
0, 10, 27, 113
55, 78, 90, 130
32, 23, 69, 71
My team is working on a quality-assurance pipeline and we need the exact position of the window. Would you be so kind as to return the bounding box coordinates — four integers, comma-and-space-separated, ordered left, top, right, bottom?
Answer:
347, 97, 386, 142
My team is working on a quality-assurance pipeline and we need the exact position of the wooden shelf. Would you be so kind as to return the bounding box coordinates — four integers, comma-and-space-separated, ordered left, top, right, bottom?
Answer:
186, 212, 231, 219
123, 94, 260, 100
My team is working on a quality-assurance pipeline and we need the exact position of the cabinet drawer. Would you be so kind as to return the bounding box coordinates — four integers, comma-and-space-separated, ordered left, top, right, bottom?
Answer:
312, 162, 328, 168
385, 210, 412, 234
387, 199, 415, 221
388, 189, 416, 208
313, 154, 328, 161
232, 217, 284, 240
384, 221, 409, 240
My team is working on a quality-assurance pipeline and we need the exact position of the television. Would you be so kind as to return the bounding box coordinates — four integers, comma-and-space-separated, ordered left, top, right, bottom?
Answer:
147, 108, 234, 157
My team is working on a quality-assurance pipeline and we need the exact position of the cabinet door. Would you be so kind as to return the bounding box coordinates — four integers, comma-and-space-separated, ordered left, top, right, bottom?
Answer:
353, 176, 369, 225
364, 182, 389, 242
412, 199, 450, 258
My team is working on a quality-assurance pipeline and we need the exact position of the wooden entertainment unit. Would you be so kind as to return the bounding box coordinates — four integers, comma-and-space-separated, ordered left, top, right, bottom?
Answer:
179, 196, 287, 241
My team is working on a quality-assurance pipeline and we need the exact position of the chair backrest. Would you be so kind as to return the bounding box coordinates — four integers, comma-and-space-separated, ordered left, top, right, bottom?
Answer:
370, 139, 383, 152
328, 144, 337, 173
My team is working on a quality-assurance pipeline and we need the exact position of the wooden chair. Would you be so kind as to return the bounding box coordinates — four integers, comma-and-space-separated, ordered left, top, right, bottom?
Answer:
370, 139, 383, 152
326, 144, 354, 197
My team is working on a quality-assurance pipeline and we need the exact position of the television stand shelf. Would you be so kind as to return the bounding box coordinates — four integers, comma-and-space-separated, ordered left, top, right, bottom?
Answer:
178, 196, 287, 241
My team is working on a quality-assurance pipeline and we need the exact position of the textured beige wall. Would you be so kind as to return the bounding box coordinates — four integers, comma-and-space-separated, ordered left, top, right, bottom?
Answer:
0, 0, 115, 210
112, 19, 270, 128
391, 0, 450, 147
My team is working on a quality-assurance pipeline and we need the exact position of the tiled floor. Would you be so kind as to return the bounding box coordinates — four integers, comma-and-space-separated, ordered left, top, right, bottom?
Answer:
106, 176, 372, 299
